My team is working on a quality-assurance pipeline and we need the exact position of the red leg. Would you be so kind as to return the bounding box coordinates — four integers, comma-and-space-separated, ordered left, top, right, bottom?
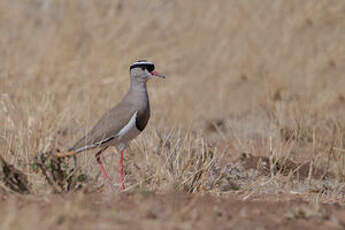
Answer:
95, 146, 110, 181
119, 150, 125, 190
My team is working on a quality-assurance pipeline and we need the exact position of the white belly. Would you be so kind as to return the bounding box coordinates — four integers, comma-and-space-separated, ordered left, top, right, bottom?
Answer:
110, 126, 141, 146
109, 111, 142, 147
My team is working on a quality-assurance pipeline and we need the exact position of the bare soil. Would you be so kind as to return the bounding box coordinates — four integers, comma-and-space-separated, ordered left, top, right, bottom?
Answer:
1, 192, 345, 230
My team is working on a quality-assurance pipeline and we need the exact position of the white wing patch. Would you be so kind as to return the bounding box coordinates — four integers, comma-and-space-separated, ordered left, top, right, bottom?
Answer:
73, 111, 138, 153
117, 111, 138, 139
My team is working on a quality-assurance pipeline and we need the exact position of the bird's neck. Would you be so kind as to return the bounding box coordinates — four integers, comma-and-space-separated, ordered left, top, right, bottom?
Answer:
127, 81, 149, 106
130, 81, 148, 93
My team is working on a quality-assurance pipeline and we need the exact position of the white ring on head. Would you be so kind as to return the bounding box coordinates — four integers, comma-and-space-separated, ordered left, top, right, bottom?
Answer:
132, 61, 153, 66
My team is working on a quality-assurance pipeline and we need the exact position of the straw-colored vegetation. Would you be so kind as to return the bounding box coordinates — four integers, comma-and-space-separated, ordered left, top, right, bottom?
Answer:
1, 0, 345, 229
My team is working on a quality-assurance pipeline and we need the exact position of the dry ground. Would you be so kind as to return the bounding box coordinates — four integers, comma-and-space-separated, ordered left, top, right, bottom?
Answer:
1, 0, 345, 229
1, 192, 345, 230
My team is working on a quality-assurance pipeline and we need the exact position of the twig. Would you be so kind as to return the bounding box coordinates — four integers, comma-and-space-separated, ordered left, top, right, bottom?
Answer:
36, 160, 62, 193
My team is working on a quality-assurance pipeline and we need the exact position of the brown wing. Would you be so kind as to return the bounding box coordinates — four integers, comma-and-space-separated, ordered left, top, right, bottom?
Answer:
69, 103, 136, 152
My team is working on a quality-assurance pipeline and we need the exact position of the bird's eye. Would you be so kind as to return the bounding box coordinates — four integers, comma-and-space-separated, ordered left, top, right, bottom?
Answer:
141, 66, 146, 71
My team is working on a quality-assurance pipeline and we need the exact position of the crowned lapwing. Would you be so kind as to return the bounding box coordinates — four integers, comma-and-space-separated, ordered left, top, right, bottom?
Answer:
56, 60, 165, 190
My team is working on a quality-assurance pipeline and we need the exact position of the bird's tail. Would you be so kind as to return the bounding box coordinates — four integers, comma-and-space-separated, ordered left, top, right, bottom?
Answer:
55, 150, 78, 158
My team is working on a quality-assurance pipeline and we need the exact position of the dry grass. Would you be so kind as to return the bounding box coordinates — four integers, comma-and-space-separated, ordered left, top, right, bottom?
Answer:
1, 0, 345, 228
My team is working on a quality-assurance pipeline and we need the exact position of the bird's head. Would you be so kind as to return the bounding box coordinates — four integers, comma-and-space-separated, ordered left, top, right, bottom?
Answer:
130, 60, 165, 83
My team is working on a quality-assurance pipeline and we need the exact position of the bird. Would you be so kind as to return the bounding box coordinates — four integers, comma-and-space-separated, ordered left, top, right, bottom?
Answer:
55, 60, 165, 190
